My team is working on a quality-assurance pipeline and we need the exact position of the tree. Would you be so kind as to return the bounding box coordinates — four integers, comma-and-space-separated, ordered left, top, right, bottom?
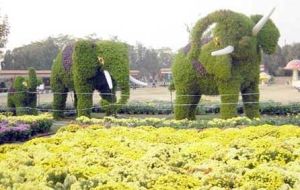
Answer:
128, 43, 174, 80
1, 35, 76, 70
263, 46, 285, 76
0, 14, 9, 51
2, 38, 58, 69
0, 13, 9, 69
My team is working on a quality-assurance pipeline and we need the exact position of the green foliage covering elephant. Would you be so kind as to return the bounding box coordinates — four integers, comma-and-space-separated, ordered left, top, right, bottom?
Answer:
51, 40, 130, 118
172, 9, 280, 120
7, 68, 38, 115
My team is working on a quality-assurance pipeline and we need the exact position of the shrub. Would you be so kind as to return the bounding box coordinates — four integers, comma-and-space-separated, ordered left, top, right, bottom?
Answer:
0, 113, 53, 143
7, 68, 38, 116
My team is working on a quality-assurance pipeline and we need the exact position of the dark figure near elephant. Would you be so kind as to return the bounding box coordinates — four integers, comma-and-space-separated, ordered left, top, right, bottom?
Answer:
172, 8, 280, 120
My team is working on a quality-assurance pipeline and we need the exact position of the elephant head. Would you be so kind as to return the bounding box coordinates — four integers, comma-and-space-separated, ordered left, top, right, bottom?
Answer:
188, 8, 280, 80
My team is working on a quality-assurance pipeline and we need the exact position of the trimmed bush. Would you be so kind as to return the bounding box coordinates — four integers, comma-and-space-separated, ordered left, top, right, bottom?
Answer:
7, 68, 38, 116
27, 68, 38, 115
76, 115, 300, 129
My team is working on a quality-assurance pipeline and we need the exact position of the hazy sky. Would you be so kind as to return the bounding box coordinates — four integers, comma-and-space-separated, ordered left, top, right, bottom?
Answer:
0, 0, 299, 51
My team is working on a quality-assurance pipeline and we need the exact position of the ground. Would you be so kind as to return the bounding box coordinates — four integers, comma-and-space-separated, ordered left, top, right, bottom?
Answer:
0, 77, 299, 107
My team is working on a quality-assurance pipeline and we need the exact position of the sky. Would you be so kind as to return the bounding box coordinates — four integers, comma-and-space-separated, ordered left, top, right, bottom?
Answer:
0, 0, 299, 51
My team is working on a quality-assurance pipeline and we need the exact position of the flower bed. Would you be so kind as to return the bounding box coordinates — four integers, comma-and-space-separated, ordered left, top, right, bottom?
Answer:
76, 115, 300, 129
0, 124, 299, 189
0, 114, 53, 144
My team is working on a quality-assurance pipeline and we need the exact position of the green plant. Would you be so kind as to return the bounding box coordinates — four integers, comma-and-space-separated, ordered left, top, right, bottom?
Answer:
7, 68, 38, 116
27, 68, 38, 115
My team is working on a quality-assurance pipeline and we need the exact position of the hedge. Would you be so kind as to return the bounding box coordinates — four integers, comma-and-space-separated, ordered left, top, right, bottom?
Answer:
76, 115, 300, 129
1, 101, 300, 117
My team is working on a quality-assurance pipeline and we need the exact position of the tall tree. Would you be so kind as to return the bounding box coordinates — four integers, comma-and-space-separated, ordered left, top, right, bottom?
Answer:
0, 13, 9, 69
128, 43, 174, 80
0, 14, 9, 51
2, 37, 59, 70
263, 46, 285, 76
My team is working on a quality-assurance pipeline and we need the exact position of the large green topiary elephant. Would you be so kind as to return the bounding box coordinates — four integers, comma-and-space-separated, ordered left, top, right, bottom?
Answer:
51, 40, 146, 118
172, 8, 280, 120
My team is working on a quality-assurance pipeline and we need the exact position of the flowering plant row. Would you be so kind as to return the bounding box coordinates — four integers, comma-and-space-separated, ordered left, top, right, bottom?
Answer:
0, 124, 299, 189
0, 113, 53, 143
76, 115, 300, 129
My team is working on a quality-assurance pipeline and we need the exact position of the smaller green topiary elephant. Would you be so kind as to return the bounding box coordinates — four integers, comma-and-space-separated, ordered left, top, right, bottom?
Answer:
172, 8, 280, 120
7, 68, 38, 115
51, 40, 147, 119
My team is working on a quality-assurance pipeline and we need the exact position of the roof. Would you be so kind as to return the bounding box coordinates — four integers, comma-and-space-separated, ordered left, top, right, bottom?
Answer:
0, 70, 141, 79
284, 60, 300, 70
160, 68, 172, 74
0, 70, 51, 79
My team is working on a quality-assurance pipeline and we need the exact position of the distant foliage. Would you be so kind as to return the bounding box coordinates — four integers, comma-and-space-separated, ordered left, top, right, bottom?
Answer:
129, 43, 174, 80
1, 36, 74, 70
0, 14, 9, 53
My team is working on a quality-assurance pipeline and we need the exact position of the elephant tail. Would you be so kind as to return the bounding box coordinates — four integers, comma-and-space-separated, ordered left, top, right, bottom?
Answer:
188, 10, 235, 61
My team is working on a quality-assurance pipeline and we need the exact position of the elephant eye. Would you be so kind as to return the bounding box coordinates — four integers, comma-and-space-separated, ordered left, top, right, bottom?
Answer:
98, 57, 105, 65
213, 37, 221, 46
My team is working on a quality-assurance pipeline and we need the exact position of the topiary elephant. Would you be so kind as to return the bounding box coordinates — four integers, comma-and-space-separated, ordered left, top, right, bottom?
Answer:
172, 8, 280, 120
51, 40, 146, 119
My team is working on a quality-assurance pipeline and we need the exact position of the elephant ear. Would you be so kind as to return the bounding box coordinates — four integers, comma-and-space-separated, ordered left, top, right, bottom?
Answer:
251, 15, 280, 54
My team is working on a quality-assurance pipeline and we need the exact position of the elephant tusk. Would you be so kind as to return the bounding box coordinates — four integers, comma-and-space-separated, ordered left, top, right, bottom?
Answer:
252, 7, 276, 36
211, 45, 234, 56
130, 75, 148, 86
104, 70, 113, 90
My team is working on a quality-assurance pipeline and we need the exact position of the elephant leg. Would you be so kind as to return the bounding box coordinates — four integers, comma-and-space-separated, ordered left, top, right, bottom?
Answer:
174, 89, 201, 120
7, 92, 16, 115
241, 82, 260, 118
218, 80, 240, 119
100, 89, 117, 116
76, 88, 93, 117
53, 87, 68, 119
73, 91, 78, 116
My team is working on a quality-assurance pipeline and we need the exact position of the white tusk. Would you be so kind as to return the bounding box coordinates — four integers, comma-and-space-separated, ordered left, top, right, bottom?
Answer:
130, 75, 148, 86
104, 70, 113, 90
252, 7, 276, 36
211, 45, 234, 56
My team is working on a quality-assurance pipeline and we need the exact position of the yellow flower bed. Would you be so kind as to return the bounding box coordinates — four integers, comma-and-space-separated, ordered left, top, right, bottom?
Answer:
0, 124, 300, 189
